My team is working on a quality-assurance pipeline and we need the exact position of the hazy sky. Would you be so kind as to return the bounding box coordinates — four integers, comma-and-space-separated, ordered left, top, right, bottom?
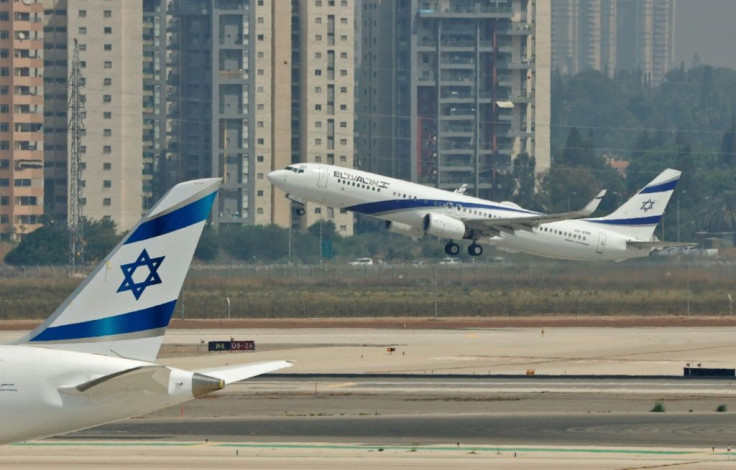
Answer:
676, 0, 736, 69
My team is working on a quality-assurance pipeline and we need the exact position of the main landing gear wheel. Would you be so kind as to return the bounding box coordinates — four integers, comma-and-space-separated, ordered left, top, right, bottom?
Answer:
444, 241, 460, 256
296, 207, 305, 216
468, 243, 483, 256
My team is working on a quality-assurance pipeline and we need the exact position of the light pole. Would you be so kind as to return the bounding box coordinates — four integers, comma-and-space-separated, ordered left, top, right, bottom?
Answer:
729, 294, 733, 316
567, 191, 577, 211
677, 190, 686, 243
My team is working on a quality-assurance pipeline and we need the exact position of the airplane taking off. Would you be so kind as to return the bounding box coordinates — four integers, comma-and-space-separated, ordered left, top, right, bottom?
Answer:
0, 178, 290, 445
268, 164, 692, 261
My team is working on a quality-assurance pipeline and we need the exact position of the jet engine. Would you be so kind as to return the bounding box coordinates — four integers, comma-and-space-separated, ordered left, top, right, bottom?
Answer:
422, 213, 467, 240
385, 220, 425, 238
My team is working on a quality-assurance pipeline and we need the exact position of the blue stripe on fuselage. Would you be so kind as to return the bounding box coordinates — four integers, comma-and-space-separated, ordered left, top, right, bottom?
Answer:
126, 192, 216, 244
640, 179, 678, 194
588, 215, 661, 226
28, 300, 177, 342
346, 199, 540, 217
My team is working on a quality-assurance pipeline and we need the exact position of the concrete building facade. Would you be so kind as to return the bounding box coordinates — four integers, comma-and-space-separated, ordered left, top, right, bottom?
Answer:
1, 0, 45, 240
142, 0, 291, 229
551, 0, 676, 84
359, 0, 550, 200
293, 0, 355, 235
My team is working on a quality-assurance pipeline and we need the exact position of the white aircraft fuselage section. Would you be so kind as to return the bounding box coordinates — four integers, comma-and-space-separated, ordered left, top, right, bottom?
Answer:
0, 346, 197, 444
268, 164, 678, 261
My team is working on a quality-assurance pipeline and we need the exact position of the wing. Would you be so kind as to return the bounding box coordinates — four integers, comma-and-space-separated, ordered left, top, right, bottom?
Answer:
196, 360, 292, 385
59, 365, 170, 396
465, 190, 607, 234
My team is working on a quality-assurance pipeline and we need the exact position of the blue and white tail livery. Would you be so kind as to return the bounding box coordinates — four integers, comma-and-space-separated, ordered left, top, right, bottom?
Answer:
587, 168, 680, 240
14, 178, 220, 362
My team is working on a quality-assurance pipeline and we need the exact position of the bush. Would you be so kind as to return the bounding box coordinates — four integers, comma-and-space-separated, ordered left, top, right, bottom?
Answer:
717, 404, 728, 412
651, 401, 666, 412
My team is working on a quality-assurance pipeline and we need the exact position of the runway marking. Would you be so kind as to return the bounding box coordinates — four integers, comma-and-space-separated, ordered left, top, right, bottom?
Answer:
13, 441, 706, 456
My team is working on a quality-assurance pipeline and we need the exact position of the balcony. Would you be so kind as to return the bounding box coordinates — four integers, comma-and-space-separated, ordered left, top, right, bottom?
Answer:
418, 4, 512, 19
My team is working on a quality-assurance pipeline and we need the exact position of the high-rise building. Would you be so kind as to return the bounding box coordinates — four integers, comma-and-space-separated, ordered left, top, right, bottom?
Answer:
44, 1, 143, 233
551, 0, 675, 84
359, 0, 550, 199
292, 0, 355, 235
0, 0, 45, 240
617, 0, 675, 84
142, 0, 291, 229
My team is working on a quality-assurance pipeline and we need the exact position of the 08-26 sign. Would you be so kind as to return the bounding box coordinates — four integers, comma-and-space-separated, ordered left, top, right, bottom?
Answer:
208, 340, 255, 352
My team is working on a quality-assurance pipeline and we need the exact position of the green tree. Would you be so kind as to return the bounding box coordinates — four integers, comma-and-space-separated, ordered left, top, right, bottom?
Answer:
5, 225, 68, 265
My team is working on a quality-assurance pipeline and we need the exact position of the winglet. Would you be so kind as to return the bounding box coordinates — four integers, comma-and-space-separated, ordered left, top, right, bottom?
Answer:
578, 189, 607, 217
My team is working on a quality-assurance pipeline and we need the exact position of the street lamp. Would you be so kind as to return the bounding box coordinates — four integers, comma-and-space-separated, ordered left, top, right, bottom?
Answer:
677, 190, 687, 243
567, 191, 577, 211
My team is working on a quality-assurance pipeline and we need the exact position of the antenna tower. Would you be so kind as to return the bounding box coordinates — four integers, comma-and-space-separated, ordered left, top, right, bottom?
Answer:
68, 38, 85, 270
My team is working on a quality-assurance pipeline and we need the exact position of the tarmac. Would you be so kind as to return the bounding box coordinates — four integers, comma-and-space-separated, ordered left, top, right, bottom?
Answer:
3, 324, 736, 469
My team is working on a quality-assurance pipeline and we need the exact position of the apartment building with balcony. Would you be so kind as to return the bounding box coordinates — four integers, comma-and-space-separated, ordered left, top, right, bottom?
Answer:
292, 0, 355, 235
359, 0, 550, 200
1, 0, 45, 239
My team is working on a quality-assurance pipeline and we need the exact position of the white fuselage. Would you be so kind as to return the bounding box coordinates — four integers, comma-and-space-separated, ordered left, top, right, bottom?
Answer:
268, 164, 653, 261
0, 346, 196, 444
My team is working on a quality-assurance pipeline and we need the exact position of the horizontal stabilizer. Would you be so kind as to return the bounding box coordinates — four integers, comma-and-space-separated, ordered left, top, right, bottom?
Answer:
626, 240, 697, 249
196, 360, 292, 385
59, 365, 170, 396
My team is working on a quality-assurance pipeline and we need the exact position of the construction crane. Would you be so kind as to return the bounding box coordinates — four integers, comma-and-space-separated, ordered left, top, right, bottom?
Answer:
68, 38, 85, 270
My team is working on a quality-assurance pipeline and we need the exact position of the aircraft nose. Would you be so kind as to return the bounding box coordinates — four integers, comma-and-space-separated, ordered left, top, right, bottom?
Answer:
267, 170, 283, 185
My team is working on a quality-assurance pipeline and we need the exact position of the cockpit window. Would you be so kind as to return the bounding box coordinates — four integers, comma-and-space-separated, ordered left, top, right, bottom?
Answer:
284, 165, 305, 173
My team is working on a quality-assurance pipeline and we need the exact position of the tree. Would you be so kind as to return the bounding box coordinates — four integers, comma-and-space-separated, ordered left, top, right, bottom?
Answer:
5, 226, 68, 265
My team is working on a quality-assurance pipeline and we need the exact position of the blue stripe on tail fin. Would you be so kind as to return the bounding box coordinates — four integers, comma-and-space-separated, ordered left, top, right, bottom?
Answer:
16, 178, 220, 361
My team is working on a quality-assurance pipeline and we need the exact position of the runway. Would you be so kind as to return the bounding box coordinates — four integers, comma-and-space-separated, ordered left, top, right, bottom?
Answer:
65, 376, 736, 448
5, 326, 736, 468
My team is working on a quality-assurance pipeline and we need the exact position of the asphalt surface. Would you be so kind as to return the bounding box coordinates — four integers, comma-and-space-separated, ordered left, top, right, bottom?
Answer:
64, 375, 736, 449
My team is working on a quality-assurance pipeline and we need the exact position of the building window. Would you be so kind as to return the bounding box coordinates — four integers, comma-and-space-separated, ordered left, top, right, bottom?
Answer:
257, 173, 264, 180
315, 104, 322, 110
78, 10, 86, 17
78, 27, 86, 34
103, 162, 111, 170
103, 145, 111, 153
340, 86, 347, 93
314, 69, 322, 76
78, 44, 86, 51
103, 180, 111, 188
103, 128, 111, 136
104, 44, 112, 51
314, 207, 321, 214
257, 208, 264, 214
104, 61, 112, 68
257, 34, 264, 41
103, 112, 111, 119
103, 94, 111, 103
257, 190, 263, 196
257, 17, 264, 24
104, 10, 112, 17
103, 78, 111, 86
104, 27, 112, 34
315, 34, 322, 41
257, 155, 264, 162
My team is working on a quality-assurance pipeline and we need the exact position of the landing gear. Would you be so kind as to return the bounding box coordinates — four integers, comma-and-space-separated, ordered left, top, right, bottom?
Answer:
444, 241, 460, 256
468, 243, 483, 257
295, 207, 305, 216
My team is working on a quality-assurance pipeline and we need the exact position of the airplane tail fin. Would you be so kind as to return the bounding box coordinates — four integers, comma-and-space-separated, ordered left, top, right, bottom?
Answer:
14, 178, 220, 362
588, 169, 680, 239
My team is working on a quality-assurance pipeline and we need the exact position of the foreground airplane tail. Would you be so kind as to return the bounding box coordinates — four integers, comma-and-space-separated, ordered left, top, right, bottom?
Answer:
13, 178, 220, 362
588, 169, 680, 240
